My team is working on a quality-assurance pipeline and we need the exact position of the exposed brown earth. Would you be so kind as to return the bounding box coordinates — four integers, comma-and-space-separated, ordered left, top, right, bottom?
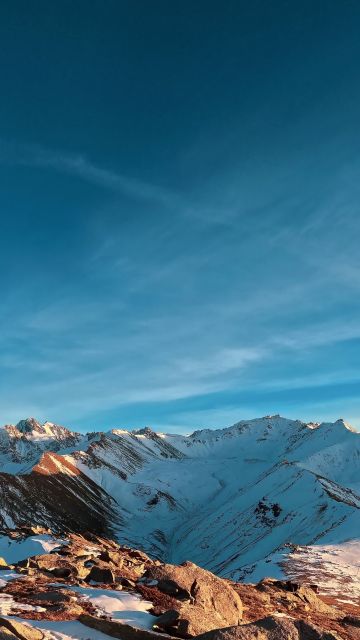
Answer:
0, 464, 119, 535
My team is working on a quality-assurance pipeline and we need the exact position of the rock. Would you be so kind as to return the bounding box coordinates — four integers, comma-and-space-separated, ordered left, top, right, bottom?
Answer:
17, 551, 90, 581
119, 577, 137, 588
16, 558, 33, 569
99, 550, 125, 568
50, 567, 73, 578
292, 586, 335, 615
79, 614, 178, 640
86, 564, 115, 584
127, 548, 152, 562
256, 580, 336, 616
0, 557, 9, 568
0, 618, 44, 640
76, 565, 91, 580
153, 610, 180, 628
145, 561, 242, 637
71, 547, 95, 558
157, 579, 191, 600
194, 616, 341, 640
19, 553, 77, 579
57, 603, 85, 617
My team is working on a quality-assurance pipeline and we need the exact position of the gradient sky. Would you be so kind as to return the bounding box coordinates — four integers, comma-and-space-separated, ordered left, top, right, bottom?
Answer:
1, 1, 360, 432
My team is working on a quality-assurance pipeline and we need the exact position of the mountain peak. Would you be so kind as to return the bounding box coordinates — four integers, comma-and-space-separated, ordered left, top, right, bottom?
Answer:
334, 417, 357, 432
16, 417, 42, 433
133, 426, 155, 436
14, 417, 78, 440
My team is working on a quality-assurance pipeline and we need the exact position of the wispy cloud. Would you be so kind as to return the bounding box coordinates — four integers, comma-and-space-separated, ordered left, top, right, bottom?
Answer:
0, 139, 254, 225
175, 347, 266, 377
0, 139, 180, 208
272, 320, 360, 351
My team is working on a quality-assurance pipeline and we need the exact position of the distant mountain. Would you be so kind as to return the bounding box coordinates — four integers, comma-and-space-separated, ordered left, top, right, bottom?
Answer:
0, 414, 359, 593
0, 417, 86, 473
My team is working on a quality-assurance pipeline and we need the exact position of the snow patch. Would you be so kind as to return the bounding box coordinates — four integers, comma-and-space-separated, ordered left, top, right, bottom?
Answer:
0, 535, 68, 564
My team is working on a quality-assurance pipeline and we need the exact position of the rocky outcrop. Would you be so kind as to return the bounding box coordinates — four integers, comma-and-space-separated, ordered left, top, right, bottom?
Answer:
194, 616, 341, 640
256, 579, 336, 615
145, 560, 243, 637
13, 532, 153, 586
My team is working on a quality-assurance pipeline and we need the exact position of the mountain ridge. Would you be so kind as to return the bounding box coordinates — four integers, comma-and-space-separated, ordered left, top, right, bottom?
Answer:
0, 413, 358, 598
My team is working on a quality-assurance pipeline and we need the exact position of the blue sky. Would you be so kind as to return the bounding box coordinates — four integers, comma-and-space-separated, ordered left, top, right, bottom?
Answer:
1, 1, 360, 432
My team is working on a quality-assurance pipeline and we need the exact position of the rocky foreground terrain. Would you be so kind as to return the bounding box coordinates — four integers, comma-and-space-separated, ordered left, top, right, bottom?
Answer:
0, 527, 359, 640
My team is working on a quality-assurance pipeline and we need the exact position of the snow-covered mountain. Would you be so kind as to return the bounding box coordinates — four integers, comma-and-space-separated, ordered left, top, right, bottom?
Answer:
0, 415, 359, 592
0, 417, 89, 473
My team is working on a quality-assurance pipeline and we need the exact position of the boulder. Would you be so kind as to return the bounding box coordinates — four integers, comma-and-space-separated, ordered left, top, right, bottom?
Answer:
28, 554, 60, 570
256, 580, 336, 616
194, 616, 341, 640
86, 564, 115, 584
79, 614, 178, 640
119, 577, 136, 588
0, 618, 44, 640
75, 565, 91, 580
146, 561, 242, 637
18, 553, 77, 579
99, 550, 126, 568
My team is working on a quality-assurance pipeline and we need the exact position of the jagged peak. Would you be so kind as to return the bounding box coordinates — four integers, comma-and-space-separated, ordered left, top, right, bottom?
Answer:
11, 417, 79, 440
16, 417, 42, 433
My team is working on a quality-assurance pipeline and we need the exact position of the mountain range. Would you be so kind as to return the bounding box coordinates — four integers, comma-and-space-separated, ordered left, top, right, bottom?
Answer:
0, 415, 359, 596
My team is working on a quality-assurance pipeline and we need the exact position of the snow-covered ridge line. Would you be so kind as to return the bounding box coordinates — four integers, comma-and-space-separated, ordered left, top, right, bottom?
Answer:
1, 413, 358, 442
